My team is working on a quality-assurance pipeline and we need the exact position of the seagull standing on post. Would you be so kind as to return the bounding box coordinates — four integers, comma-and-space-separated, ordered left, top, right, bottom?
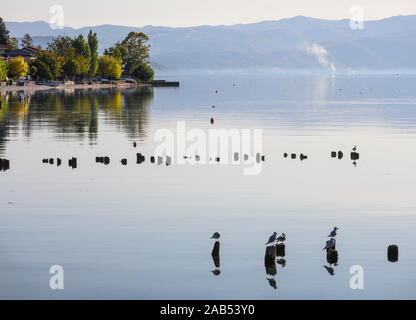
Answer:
328, 227, 339, 238
266, 232, 278, 245
277, 233, 287, 243
323, 238, 336, 250
211, 232, 221, 241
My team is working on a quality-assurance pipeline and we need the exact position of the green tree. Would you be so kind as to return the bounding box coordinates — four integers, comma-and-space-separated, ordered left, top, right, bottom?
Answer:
98, 55, 122, 79
31, 51, 63, 80
87, 30, 99, 77
63, 54, 90, 79
120, 32, 151, 75
0, 17, 10, 45
133, 62, 154, 81
0, 58, 7, 80
7, 37, 18, 51
47, 35, 73, 56
21, 33, 33, 47
72, 35, 91, 60
8, 57, 28, 78
29, 65, 37, 78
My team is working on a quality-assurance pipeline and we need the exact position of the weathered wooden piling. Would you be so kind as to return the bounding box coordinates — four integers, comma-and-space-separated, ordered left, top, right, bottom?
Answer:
68, 157, 77, 169
265, 245, 277, 266
137, 153, 145, 164
351, 152, 360, 161
276, 244, 286, 257
3, 159, 9, 171
388, 245, 399, 262
327, 250, 339, 265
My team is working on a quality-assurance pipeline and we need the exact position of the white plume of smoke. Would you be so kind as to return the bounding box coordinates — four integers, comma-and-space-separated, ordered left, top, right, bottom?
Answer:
306, 43, 336, 72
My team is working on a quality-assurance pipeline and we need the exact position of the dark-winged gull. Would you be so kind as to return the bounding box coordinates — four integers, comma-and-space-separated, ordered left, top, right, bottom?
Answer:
328, 227, 339, 238
211, 232, 221, 240
323, 238, 336, 250
266, 232, 278, 245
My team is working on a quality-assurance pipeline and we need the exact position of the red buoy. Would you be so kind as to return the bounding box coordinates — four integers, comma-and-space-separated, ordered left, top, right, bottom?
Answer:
210, 118, 215, 125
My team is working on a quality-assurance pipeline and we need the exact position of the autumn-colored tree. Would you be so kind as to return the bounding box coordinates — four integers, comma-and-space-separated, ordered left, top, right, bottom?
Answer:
30, 51, 63, 80
0, 58, 7, 80
98, 55, 122, 79
8, 57, 29, 78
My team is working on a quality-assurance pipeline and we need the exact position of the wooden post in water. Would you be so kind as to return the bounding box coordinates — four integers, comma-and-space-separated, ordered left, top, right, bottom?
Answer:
3, 159, 9, 171
388, 245, 399, 262
276, 244, 286, 257
351, 152, 360, 161
137, 153, 145, 164
327, 249, 339, 265
265, 245, 276, 266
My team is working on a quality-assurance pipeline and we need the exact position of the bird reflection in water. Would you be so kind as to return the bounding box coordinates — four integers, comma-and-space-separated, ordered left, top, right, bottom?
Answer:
323, 265, 335, 276
277, 258, 287, 268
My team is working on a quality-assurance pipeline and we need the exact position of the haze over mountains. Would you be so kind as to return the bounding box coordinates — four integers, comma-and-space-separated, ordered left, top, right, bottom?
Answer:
5, 15, 416, 72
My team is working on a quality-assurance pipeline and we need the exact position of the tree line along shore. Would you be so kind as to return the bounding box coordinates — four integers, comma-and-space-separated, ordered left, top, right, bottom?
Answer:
0, 17, 178, 90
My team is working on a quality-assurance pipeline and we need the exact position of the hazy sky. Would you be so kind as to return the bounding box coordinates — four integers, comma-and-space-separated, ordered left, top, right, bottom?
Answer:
3, 0, 416, 28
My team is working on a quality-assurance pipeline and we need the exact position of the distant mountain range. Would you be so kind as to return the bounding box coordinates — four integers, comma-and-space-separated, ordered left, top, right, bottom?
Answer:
5, 15, 416, 71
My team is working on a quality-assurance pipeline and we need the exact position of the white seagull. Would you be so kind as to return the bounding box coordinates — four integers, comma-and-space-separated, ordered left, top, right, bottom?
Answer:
266, 232, 278, 245
277, 233, 287, 243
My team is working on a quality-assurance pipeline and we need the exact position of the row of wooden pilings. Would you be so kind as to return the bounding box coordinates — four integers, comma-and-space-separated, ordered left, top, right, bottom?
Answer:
0, 158, 10, 172
42, 157, 77, 169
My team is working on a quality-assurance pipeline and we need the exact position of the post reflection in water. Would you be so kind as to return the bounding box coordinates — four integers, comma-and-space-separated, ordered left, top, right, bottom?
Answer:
0, 87, 154, 156
211, 242, 221, 276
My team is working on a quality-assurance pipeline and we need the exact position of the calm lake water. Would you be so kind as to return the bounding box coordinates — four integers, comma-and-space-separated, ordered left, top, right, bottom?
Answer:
1, 74, 416, 299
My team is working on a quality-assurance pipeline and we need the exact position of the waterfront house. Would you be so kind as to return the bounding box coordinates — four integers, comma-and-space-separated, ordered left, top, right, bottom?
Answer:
2, 46, 41, 63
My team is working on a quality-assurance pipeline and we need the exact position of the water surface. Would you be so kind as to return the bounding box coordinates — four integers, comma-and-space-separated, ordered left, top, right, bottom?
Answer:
1, 74, 416, 299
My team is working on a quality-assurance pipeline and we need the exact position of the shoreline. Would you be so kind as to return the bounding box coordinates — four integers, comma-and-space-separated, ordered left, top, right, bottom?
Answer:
0, 82, 149, 93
